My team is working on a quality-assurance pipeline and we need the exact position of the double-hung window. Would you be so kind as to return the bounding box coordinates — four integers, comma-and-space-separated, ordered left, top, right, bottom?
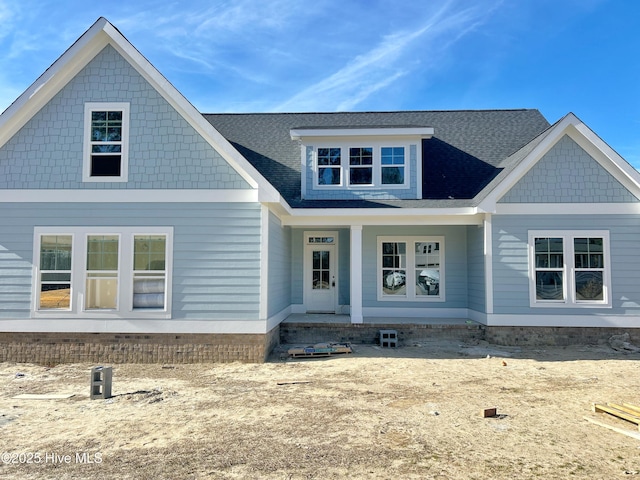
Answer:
378, 236, 444, 301
317, 148, 341, 185
83, 102, 130, 182
34, 227, 172, 318
381, 147, 405, 185
349, 147, 373, 185
529, 231, 611, 307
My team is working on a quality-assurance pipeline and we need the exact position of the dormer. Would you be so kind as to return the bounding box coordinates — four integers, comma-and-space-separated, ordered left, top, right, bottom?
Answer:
291, 126, 434, 200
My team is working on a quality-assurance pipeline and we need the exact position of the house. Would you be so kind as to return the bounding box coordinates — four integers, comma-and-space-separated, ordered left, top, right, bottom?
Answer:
1, 18, 639, 363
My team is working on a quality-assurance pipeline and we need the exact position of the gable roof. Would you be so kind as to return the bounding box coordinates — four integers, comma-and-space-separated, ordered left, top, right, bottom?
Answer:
477, 112, 640, 212
0, 17, 281, 203
204, 110, 551, 208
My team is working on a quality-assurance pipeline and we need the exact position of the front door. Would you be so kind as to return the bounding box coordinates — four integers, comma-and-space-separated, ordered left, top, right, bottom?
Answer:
304, 232, 338, 313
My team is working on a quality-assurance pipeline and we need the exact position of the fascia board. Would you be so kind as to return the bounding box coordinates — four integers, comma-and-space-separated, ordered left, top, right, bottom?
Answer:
568, 121, 640, 196
290, 127, 434, 140
280, 207, 481, 227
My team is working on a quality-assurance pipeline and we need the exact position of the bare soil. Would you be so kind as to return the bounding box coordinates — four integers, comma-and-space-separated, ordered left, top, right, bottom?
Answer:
0, 339, 639, 479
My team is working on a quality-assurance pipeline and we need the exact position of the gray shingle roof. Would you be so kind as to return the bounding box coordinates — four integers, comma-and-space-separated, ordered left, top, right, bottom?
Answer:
203, 110, 550, 208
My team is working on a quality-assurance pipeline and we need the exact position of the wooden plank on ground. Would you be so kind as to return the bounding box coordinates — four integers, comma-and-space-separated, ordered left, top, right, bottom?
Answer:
593, 403, 640, 430
608, 403, 640, 419
622, 403, 640, 415
584, 416, 640, 441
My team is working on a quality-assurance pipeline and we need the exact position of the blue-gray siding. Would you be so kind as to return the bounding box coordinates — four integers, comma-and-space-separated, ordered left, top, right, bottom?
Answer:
0, 203, 262, 321
267, 212, 291, 317
466, 224, 485, 312
0, 45, 250, 190
362, 226, 468, 309
500, 135, 639, 203
492, 215, 640, 315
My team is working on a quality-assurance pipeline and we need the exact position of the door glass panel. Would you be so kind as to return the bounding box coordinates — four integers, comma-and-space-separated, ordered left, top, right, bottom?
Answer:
312, 250, 330, 290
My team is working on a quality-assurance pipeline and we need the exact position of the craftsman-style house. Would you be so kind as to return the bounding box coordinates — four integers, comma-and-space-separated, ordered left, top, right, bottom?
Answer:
1, 18, 639, 362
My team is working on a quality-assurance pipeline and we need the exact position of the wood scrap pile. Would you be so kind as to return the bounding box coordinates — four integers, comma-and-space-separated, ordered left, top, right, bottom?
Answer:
592, 402, 640, 431
288, 342, 353, 358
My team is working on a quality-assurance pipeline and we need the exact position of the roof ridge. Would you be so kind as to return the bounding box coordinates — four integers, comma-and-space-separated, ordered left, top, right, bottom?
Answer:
202, 108, 540, 116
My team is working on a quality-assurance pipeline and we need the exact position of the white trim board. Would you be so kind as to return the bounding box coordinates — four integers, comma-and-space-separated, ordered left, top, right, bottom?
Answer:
0, 319, 271, 334
0, 189, 258, 203
496, 203, 640, 215
485, 314, 640, 329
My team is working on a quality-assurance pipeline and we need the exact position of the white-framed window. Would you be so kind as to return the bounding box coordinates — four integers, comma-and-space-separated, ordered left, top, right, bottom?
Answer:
377, 236, 444, 302
317, 148, 341, 185
313, 143, 410, 189
528, 230, 611, 308
349, 147, 373, 185
381, 147, 405, 185
33, 227, 173, 318
83, 102, 130, 182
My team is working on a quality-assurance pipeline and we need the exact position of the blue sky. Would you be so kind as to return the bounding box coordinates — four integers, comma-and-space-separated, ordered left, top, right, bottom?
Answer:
1, 0, 638, 167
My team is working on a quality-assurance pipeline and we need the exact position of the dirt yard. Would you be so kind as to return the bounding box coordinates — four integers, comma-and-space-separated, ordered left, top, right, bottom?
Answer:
0, 339, 639, 479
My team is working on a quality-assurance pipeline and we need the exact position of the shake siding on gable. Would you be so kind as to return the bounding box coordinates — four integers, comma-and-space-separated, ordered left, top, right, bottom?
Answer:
491, 215, 640, 316
499, 135, 640, 204
0, 45, 250, 191
0, 203, 263, 323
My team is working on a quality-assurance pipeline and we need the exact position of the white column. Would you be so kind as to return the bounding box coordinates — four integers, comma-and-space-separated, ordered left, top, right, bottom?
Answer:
350, 225, 363, 324
484, 214, 494, 317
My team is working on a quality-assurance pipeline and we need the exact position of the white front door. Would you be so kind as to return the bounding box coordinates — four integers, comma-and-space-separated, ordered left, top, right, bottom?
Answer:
304, 232, 338, 313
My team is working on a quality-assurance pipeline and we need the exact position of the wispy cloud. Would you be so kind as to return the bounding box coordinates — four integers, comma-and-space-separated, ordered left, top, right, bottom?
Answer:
273, 1, 498, 112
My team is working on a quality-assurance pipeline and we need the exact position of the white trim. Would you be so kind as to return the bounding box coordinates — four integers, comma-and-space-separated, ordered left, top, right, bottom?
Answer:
377, 235, 445, 302
290, 127, 434, 140
267, 305, 291, 332
259, 205, 269, 320
528, 230, 611, 309
362, 307, 468, 318
350, 225, 363, 324
282, 212, 483, 227
468, 309, 488, 325
0, 189, 258, 203
496, 203, 640, 215
0, 319, 269, 334
483, 215, 494, 314
485, 314, 640, 329
33, 226, 173, 319
83, 102, 130, 182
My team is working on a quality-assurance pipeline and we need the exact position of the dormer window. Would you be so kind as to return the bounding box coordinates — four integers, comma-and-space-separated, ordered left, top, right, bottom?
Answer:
381, 147, 405, 185
349, 147, 373, 185
291, 126, 433, 200
318, 148, 341, 185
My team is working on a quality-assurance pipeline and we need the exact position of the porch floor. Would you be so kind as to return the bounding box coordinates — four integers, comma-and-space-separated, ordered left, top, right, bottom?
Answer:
283, 313, 479, 326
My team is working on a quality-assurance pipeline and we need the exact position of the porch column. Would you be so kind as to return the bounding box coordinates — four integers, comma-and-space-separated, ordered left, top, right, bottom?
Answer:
350, 225, 363, 324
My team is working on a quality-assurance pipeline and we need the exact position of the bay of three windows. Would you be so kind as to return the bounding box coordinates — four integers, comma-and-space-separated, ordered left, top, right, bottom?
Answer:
317, 146, 406, 187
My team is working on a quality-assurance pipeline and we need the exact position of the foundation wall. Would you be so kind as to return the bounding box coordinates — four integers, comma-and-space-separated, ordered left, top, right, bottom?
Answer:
0, 328, 280, 365
280, 322, 486, 345
281, 322, 640, 348
485, 326, 640, 347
